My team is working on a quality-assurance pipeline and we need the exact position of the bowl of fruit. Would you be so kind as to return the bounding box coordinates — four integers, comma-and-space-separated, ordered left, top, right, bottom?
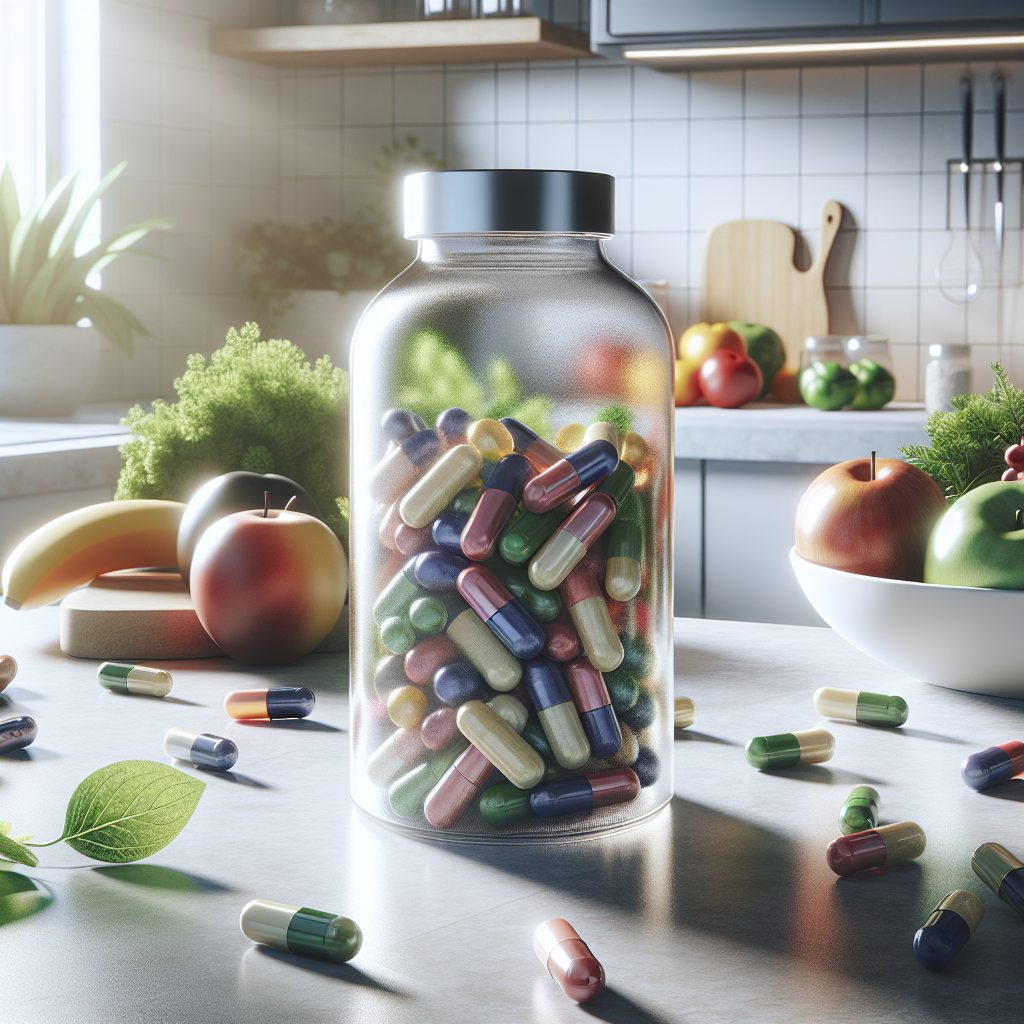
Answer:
790, 445, 1024, 698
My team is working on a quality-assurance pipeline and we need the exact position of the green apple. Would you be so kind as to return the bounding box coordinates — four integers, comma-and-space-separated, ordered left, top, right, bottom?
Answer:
924, 481, 1024, 589
728, 321, 786, 400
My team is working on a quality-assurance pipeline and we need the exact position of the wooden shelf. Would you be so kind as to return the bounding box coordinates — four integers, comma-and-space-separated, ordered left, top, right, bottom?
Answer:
210, 18, 592, 68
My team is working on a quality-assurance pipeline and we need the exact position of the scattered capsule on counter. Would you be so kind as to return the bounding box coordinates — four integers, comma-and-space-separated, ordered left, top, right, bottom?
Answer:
0, 654, 17, 692
457, 699, 545, 789
560, 562, 624, 672
436, 407, 474, 446
389, 744, 466, 819
467, 418, 514, 462
961, 740, 1024, 791
914, 890, 985, 971
381, 407, 426, 443
445, 594, 522, 691
457, 564, 545, 660
744, 729, 835, 770
813, 686, 908, 728
367, 727, 429, 786
583, 421, 619, 448
369, 428, 441, 503
224, 687, 315, 721
826, 821, 926, 876
839, 785, 879, 835
543, 620, 582, 662
164, 727, 238, 771
973, 842, 1024, 919
523, 657, 591, 769
673, 697, 696, 729
387, 685, 429, 729
501, 417, 563, 471
530, 767, 640, 819
534, 918, 605, 1004
523, 439, 619, 514
529, 462, 635, 591
240, 899, 362, 964
400, 444, 484, 529
605, 511, 643, 603
0, 716, 36, 755
499, 500, 574, 566
460, 454, 532, 561
555, 423, 585, 453
97, 662, 173, 697
564, 658, 622, 760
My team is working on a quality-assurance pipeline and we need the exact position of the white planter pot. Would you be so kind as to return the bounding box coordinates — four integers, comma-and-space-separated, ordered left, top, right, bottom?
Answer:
275, 290, 376, 375
0, 324, 101, 417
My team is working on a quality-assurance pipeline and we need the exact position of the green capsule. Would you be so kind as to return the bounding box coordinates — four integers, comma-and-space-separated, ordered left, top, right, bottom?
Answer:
450, 488, 481, 515
389, 743, 466, 819
373, 561, 420, 625
605, 515, 642, 603
409, 595, 447, 634
596, 461, 635, 505
813, 686, 908, 727
380, 616, 417, 656
744, 729, 835, 770
840, 786, 880, 835
486, 559, 561, 623
605, 669, 640, 713
607, 516, 642, 563
522, 716, 553, 760
499, 503, 572, 565
480, 781, 535, 829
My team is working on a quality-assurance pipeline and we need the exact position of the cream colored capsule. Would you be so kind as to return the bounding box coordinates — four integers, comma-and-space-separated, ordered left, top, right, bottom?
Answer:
97, 662, 172, 697
674, 697, 696, 729
457, 699, 545, 789
400, 444, 483, 529
567, 596, 624, 672
529, 530, 587, 591
584, 422, 619, 448
467, 419, 514, 461
605, 555, 642, 603
388, 685, 428, 729
555, 423, 585, 453
538, 701, 591, 770
609, 722, 640, 767
447, 608, 521, 691
744, 728, 835, 769
487, 693, 529, 734
366, 728, 427, 787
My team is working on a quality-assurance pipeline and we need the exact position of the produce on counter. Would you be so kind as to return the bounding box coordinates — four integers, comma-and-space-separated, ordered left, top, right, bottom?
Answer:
1003, 438, 1024, 480
799, 360, 859, 410
849, 358, 896, 410
794, 456, 947, 581
924, 480, 1024, 588
1, 499, 185, 611
698, 349, 763, 408
769, 365, 804, 404
728, 321, 786, 400
675, 321, 745, 407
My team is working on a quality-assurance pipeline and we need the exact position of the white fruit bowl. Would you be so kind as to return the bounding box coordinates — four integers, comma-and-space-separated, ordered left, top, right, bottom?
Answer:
790, 547, 1024, 698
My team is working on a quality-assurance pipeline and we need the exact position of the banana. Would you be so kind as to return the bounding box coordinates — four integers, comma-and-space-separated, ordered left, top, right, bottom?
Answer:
2, 500, 186, 611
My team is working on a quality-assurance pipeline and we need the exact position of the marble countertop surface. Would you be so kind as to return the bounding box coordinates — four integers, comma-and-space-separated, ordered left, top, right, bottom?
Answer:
0, 608, 1020, 1023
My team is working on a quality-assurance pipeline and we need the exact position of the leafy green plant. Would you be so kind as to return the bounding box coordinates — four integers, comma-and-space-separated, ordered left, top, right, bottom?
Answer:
116, 322, 350, 542
900, 362, 1024, 502
0, 161, 172, 353
0, 761, 204, 867
242, 137, 444, 325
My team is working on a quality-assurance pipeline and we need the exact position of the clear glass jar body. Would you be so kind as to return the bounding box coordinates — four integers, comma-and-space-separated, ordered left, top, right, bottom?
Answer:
348, 233, 674, 841
799, 335, 848, 373
925, 343, 972, 415
845, 335, 892, 373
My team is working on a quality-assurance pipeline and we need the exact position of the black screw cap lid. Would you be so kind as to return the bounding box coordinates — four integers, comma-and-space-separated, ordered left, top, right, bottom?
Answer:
404, 169, 614, 237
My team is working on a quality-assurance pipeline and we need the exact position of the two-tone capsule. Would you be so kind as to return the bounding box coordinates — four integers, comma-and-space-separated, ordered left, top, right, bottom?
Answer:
0, 716, 36, 755
961, 740, 1024, 791
560, 562, 623, 672
164, 727, 238, 771
98, 662, 172, 697
240, 899, 362, 963
224, 687, 315, 721
673, 697, 696, 729
826, 821, 926, 875
369, 428, 440, 503
498, 501, 574, 566
444, 594, 522, 691
813, 686, 908, 727
400, 444, 484, 529
972, 842, 1024, 919
744, 729, 834, 769
501, 417, 563, 472
523, 439, 619, 514
534, 918, 605, 1004
913, 890, 984, 971
457, 564, 545, 660
605, 509, 643, 603
381, 407, 426, 443
523, 657, 591, 769
839, 786, 879, 835
389, 744, 466, 819
530, 767, 640, 819
486, 560, 561, 623
456, 699, 544, 790
367, 727, 429, 786
461, 454, 532, 561
564, 658, 622, 760
529, 462, 635, 591
435, 407, 474, 446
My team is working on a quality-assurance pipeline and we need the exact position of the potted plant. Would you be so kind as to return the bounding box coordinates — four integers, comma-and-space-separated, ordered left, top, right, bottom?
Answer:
0, 161, 171, 417
241, 137, 441, 372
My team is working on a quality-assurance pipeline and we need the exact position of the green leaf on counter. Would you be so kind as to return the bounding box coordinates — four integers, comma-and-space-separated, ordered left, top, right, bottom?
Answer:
55, 760, 205, 863
0, 831, 39, 868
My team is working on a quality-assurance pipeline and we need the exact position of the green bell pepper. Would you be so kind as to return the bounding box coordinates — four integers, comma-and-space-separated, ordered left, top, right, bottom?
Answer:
799, 361, 859, 411
848, 358, 895, 410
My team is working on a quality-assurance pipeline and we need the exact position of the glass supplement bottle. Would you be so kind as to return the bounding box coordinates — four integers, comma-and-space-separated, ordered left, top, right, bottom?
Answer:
349, 169, 674, 839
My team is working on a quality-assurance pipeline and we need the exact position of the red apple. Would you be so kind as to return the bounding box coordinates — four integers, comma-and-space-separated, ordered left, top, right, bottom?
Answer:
698, 350, 763, 408
795, 458, 947, 581
190, 508, 348, 665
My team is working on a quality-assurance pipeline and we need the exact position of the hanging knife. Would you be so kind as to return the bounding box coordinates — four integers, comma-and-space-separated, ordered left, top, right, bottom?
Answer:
994, 71, 1006, 255
961, 73, 973, 234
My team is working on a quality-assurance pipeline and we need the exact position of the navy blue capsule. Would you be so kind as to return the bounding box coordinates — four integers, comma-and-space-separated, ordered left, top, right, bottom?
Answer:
500, 417, 539, 452
266, 687, 315, 719
436, 407, 474, 445
961, 742, 1024, 791
631, 747, 659, 787
914, 910, 971, 971
487, 602, 545, 660
565, 440, 619, 486
413, 549, 470, 593
580, 705, 623, 760
165, 728, 238, 771
530, 775, 593, 817
433, 513, 470, 554
382, 408, 426, 443
433, 662, 490, 706
486, 454, 532, 495
523, 657, 571, 711
401, 429, 442, 468
619, 692, 655, 732
479, 460, 496, 487
0, 716, 36, 755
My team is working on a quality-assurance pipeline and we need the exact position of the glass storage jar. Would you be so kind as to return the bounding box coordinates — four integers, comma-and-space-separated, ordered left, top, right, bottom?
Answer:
925, 343, 972, 414
799, 335, 848, 373
348, 170, 674, 840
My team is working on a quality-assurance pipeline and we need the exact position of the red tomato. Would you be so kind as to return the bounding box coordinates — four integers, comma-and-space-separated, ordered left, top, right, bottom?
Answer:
698, 350, 763, 408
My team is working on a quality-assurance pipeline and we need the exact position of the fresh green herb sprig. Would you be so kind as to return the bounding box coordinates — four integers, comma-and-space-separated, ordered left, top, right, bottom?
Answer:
900, 362, 1024, 503
0, 761, 204, 867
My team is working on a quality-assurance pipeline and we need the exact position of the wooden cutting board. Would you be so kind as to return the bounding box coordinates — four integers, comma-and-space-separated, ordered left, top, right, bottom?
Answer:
701, 200, 842, 368
59, 569, 348, 661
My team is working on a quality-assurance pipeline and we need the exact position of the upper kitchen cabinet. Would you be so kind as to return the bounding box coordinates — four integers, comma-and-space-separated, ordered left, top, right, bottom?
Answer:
592, 0, 1024, 69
